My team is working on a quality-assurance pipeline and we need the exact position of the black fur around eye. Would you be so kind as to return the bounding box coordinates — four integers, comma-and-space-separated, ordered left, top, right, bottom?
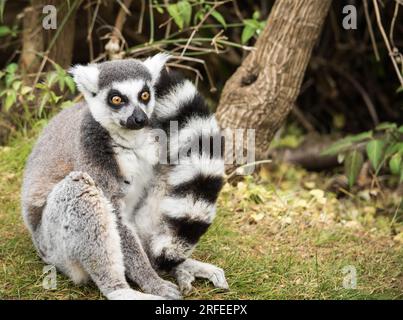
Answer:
107, 90, 128, 109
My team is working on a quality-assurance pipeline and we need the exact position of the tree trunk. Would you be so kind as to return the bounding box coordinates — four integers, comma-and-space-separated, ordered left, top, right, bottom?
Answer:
19, 6, 44, 80
43, 0, 78, 69
216, 0, 332, 164
19, 0, 78, 75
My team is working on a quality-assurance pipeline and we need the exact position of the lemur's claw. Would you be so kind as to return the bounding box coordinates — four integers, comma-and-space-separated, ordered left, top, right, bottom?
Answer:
209, 266, 229, 290
144, 279, 182, 300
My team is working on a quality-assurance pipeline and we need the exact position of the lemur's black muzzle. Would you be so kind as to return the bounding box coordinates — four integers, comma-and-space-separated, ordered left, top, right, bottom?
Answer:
121, 108, 149, 130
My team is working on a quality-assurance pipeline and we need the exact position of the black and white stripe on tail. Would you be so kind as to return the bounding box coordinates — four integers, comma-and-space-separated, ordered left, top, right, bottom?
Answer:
149, 69, 225, 272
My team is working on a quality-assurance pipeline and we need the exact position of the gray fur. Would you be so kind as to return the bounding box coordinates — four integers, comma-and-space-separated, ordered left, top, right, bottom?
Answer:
98, 59, 151, 90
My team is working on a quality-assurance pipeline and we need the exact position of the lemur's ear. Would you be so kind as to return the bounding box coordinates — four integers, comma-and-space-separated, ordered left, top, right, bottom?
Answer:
143, 53, 171, 84
69, 64, 99, 97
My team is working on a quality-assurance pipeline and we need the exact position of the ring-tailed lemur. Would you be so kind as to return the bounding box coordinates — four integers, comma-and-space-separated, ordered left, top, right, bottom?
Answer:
21, 54, 228, 300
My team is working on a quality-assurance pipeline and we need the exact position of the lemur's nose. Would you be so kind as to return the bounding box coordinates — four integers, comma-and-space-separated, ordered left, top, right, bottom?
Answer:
123, 108, 149, 130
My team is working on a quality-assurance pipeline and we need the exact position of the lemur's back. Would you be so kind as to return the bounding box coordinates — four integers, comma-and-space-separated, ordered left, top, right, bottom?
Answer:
21, 104, 85, 231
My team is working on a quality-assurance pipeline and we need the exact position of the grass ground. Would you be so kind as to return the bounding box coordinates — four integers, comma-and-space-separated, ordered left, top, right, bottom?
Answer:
0, 130, 402, 300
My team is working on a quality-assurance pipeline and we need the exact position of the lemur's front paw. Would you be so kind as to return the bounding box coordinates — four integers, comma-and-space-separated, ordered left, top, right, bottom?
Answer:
205, 265, 229, 290
68, 171, 95, 186
175, 269, 195, 296
143, 279, 182, 300
174, 260, 229, 295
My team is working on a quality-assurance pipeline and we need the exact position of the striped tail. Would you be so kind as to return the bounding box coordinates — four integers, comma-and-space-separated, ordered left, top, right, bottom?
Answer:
150, 69, 225, 271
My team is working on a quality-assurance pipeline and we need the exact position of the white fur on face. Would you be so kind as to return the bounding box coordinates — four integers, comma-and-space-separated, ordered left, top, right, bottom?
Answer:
86, 79, 155, 146
113, 79, 155, 117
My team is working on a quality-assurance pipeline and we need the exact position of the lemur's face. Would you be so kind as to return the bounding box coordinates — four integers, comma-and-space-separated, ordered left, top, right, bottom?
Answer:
70, 53, 170, 132
91, 76, 154, 131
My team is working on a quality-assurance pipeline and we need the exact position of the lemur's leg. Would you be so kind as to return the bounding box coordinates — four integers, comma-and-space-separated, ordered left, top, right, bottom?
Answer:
172, 259, 229, 295
117, 221, 182, 299
35, 171, 163, 300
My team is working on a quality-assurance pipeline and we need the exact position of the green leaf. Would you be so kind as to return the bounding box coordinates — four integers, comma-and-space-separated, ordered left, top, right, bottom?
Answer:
385, 142, 403, 157
167, 4, 183, 30
50, 91, 62, 103
5, 63, 17, 74
211, 10, 226, 28
389, 153, 401, 176
0, 25, 11, 37
38, 92, 50, 116
241, 25, 256, 44
344, 150, 364, 188
20, 85, 32, 95
54, 63, 64, 75
58, 77, 65, 91
243, 19, 260, 29
349, 130, 373, 142
193, 8, 205, 24
153, 0, 164, 14
177, 0, 191, 28
5, 73, 14, 87
12, 80, 21, 91
4, 90, 16, 111
65, 76, 76, 93
35, 83, 47, 90
396, 143, 403, 153
46, 72, 57, 86
321, 139, 353, 156
375, 122, 397, 131
252, 11, 260, 20
366, 139, 386, 171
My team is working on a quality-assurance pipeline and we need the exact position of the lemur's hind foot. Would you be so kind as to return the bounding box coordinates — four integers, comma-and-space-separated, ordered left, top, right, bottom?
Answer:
36, 171, 164, 300
173, 259, 229, 295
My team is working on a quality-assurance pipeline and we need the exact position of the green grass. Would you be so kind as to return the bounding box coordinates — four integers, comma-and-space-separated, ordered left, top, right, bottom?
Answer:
0, 131, 402, 300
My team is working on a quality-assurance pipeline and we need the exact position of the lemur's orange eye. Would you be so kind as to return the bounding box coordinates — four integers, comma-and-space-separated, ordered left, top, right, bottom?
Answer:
140, 91, 150, 101
111, 95, 122, 105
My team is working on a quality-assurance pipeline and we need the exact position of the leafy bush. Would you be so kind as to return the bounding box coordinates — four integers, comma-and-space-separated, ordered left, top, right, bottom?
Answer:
322, 123, 403, 187
0, 63, 75, 137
